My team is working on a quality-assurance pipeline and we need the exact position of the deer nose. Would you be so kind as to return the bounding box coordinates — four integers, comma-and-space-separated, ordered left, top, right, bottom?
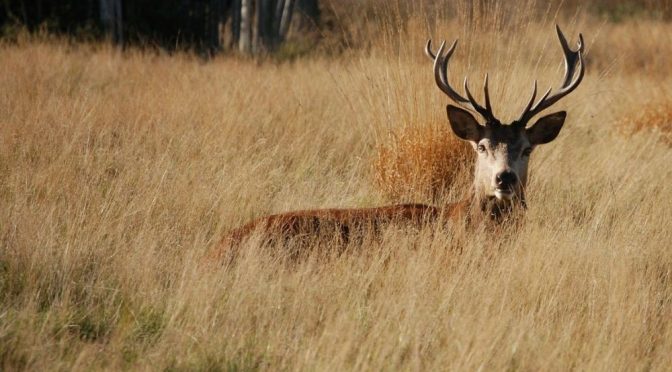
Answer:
496, 171, 518, 188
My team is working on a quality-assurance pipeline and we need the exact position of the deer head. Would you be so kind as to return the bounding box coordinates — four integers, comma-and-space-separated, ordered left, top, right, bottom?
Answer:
426, 25, 585, 205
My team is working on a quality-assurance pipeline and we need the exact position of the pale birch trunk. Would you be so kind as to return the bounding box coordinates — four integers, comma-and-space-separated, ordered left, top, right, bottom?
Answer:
239, 0, 252, 53
278, 0, 295, 42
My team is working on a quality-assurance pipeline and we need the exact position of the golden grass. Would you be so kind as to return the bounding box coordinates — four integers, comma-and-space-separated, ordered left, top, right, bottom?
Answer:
373, 124, 471, 202
2, 2, 672, 370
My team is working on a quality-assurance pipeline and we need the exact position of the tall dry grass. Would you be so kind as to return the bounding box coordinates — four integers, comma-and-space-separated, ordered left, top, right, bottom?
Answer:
2, 1, 672, 370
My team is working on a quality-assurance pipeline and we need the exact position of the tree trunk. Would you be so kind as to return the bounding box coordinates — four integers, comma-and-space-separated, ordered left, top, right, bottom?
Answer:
218, 0, 232, 49
278, 0, 295, 42
230, 0, 241, 48
254, 0, 263, 53
255, 0, 274, 53
114, 0, 122, 45
272, 0, 285, 45
100, 0, 111, 34
239, 0, 252, 53
100, 0, 123, 46
208, 0, 221, 53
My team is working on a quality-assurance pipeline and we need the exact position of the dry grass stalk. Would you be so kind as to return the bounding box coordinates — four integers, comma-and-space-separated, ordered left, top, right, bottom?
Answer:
372, 124, 471, 201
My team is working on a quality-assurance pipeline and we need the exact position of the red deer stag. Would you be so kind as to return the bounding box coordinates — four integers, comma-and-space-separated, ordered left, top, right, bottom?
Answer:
212, 25, 585, 261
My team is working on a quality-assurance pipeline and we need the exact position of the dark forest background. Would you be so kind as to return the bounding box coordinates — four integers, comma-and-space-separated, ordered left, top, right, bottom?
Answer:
0, 0, 321, 55
1, 0, 671, 57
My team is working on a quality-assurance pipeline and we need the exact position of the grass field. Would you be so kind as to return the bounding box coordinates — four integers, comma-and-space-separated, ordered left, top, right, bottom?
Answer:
1, 2, 672, 370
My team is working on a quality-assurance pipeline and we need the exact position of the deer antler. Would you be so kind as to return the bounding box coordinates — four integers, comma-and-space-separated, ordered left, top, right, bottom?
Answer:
516, 25, 585, 127
425, 39, 498, 125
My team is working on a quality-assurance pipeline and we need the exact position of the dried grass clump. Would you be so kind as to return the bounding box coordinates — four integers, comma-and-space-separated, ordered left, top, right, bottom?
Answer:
619, 100, 672, 146
372, 124, 472, 202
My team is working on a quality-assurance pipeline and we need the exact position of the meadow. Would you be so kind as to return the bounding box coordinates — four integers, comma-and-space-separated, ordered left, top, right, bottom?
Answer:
1, 1, 672, 370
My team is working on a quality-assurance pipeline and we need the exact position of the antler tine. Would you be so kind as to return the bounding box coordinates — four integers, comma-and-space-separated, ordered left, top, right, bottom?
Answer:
516, 80, 538, 125
428, 38, 496, 123
536, 86, 552, 107
556, 24, 571, 53
517, 25, 586, 126
431, 40, 470, 105
577, 33, 585, 52
425, 39, 437, 60
464, 77, 497, 123
483, 73, 492, 114
555, 25, 582, 87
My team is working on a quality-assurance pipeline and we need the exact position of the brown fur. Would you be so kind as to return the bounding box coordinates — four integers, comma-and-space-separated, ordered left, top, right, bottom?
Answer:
208, 191, 523, 264
212, 203, 438, 263
227, 203, 438, 244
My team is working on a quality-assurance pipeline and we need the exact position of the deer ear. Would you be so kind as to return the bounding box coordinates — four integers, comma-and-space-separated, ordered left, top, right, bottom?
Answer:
526, 111, 566, 145
446, 105, 482, 142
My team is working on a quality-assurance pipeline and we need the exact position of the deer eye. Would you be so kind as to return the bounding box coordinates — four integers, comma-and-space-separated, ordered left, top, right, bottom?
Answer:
522, 147, 533, 157
477, 144, 486, 153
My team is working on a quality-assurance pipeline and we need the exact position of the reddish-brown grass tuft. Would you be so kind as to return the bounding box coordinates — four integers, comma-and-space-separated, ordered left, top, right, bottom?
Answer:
372, 124, 472, 202
619, 100, 672, 146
